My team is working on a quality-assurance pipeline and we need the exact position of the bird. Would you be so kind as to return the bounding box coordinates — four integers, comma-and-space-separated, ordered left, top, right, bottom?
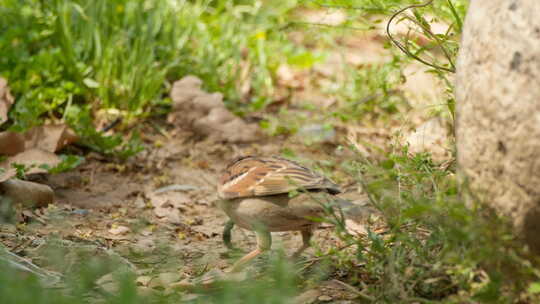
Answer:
217, 155, 373, 272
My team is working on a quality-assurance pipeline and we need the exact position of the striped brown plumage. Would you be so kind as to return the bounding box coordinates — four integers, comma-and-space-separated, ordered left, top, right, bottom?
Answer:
218, 155, 341, 199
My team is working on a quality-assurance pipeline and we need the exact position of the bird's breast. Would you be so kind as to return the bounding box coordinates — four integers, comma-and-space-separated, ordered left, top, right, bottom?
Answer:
218, 194, 325, 232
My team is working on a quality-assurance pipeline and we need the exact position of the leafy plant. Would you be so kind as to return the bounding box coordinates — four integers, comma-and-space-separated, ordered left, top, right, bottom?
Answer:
0, 0, 299, 154
40, 154, 85, 174
321, 145, 540, 302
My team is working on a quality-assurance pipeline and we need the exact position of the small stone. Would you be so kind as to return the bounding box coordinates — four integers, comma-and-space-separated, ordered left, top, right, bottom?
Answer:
0, 179, 54, 208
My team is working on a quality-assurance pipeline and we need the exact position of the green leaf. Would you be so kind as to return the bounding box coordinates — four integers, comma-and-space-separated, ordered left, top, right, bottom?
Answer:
83, 78, 100, 88
528, 282, 540, 294
287, 52, 320, 69
41, 155, 85, 174
280, 148, 296, 158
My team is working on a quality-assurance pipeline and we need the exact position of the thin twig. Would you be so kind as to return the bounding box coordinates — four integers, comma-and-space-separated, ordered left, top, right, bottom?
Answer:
401, 14, 456, 71
386, 0, 455, 73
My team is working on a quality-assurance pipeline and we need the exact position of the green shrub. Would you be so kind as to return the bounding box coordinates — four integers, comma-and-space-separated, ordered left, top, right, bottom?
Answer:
0, 0, 298, 153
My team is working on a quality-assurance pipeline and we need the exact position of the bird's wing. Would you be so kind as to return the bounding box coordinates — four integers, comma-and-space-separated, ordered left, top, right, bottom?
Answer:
218, 156, 340, 199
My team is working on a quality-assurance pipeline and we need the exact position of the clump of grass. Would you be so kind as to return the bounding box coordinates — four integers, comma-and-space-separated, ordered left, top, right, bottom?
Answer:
330, 56, 407, 122
321, 145, 540, 302
0, 0, 299, 154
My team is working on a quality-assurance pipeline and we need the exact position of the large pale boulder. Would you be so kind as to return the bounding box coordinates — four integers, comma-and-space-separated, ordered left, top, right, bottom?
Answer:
456, 1, 540, 252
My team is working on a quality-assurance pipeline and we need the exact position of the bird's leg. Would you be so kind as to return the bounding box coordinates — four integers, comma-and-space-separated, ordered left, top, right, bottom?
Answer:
222, 220, 236, 250
292, 229, 313, 258
230, 228, 271, 272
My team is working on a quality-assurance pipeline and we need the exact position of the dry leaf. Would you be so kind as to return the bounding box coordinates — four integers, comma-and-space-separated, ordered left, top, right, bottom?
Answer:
344, 219, 368, 236
0, 131, 25, 156
0, 123, 79, 182
0, 148, 61, 182
136, 276, 152, 287
148, 191, 190, 208
0, 124, 77, 156
23, 124, 78, 153
189, 228, 213, 239
108, 225, 131, 235
317, 295, 333, 302
147, 191, 190, 224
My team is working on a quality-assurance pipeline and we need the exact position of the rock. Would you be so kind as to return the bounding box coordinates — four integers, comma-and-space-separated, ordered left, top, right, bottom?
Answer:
168, 75, 259, 143
0, 179, 54, 208
455, 1, 540, 252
